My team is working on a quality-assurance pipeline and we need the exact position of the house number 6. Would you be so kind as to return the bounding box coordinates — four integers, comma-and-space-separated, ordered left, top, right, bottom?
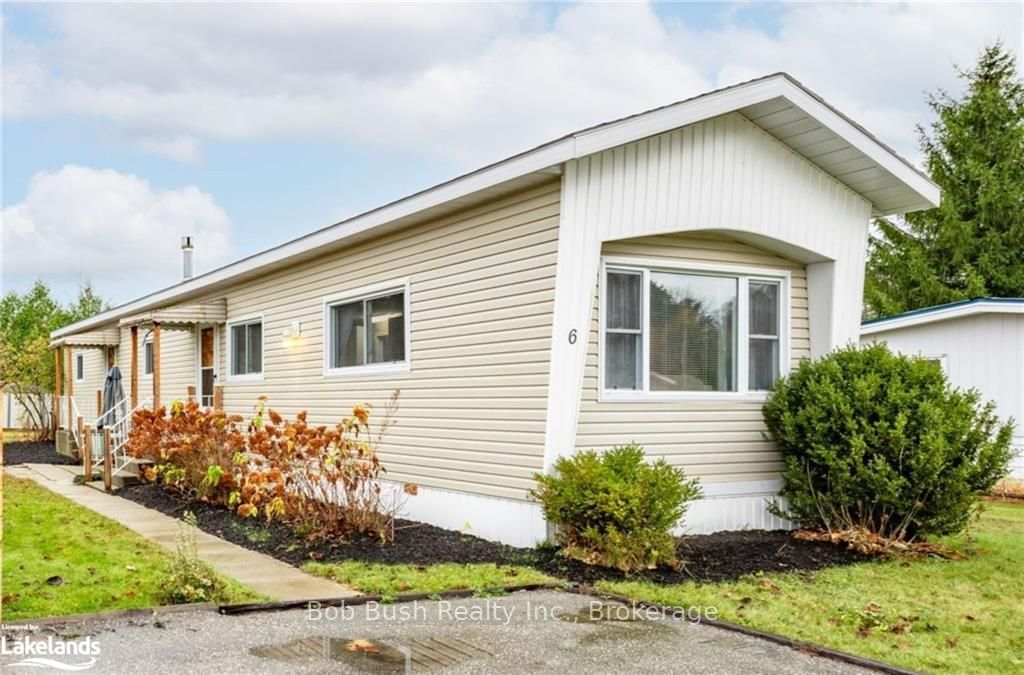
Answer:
568, 329, 578, 345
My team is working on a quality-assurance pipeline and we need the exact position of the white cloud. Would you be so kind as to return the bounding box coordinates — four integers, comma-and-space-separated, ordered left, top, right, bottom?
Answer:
1, 166, 233, 302
135, 135, 202, 164
671, 2, 1023, 162
4, 3, 1019, 167
3, 4, 708, 165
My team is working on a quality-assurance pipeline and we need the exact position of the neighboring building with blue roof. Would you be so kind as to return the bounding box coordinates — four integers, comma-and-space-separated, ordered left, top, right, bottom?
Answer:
862, 298, 1024, 479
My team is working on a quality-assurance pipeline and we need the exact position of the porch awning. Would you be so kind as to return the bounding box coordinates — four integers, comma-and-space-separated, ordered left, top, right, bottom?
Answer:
49, 327, 120, 349
118, 298, 227, 328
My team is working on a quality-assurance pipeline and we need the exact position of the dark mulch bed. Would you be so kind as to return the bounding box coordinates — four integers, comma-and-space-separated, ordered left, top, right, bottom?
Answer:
532, 530, 870, 585
118, 482, 522, 568
3, 440, 78, 466
117, 482, 871, 585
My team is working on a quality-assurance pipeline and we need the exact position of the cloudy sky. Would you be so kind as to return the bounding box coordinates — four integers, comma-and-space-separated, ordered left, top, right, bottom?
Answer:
2, 2, 1021, 306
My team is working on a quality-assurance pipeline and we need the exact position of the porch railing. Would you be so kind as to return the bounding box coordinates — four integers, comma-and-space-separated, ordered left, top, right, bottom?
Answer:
58, 395, 84, 448
106, 396, 152, 475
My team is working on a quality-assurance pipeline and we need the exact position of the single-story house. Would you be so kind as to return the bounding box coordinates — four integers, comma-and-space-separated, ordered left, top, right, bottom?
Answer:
861, 298, 1024, 479
51, 73, 939, 546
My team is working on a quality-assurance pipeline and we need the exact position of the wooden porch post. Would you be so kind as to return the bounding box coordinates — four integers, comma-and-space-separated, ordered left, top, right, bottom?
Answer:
152, 322, 161, 410
66, 348, 74, 431
96, 390, 102, 420
76, 415, 84, 460
103, 427, 112, 492
130, 326, 139, 409
83, 425, 93, 479
53, 348, 62, 434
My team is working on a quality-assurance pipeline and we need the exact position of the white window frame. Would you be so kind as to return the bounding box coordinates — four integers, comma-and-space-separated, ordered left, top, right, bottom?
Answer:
75, 353, 85, 382
322, 278, 411, 378
599, 257, 790, 402
143, 338, 154, 376
919, 352, 948, 372
226, 315, 264, 382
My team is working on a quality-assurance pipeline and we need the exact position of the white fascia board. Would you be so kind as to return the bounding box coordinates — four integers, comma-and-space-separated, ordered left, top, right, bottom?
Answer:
52, 137, 575, 339
861, 301, 1024, 335
777, 79, 940, 211
572, 74, 938, 214
572, 76, 787, 157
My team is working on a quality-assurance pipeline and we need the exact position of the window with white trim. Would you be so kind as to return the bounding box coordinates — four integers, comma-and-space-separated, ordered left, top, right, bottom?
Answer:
229, 319, 263, 377
326, 286, 407, 372
75, 353, 85, 381
144, 339, 154, 375
603, 265, 785, 396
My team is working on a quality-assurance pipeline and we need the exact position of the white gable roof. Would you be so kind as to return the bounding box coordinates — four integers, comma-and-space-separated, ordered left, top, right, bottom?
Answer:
54, 72, 939, 339
862, 298, 1024, 335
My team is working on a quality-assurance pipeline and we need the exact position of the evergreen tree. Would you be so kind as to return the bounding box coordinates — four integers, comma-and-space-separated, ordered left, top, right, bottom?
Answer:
865, 43, 1024, 318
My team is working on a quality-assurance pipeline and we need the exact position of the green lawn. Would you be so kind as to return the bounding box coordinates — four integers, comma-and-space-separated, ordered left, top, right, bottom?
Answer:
2, 476, 261, 621
601, 502, 1024, 674
3, 430, 34, 442
304, 560, 555, 598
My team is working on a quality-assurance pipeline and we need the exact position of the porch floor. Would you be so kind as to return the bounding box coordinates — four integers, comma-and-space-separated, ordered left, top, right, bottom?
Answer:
5, 463, 358, 602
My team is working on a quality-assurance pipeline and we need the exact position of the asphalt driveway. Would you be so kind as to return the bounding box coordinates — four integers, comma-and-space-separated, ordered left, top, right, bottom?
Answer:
1, 591, 875, 674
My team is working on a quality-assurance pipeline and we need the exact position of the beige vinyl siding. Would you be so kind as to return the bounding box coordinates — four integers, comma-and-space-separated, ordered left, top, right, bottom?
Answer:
576, 232, 809, 484
119, 326, 147, 404
118, 325, 195, 407
70, 347, 107, 422
159, 327, 197, 404
213, 181, 560, 500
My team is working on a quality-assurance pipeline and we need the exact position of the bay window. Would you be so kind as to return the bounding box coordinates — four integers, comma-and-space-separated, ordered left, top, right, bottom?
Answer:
602, 262, 786, 397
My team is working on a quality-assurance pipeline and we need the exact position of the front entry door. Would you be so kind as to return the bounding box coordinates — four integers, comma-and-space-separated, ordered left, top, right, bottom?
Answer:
199, 326, 216, 407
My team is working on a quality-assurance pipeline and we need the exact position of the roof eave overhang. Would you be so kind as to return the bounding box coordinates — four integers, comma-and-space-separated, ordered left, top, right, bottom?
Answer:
118, 299, 228, 328
52, 73, 939, 339
862, 301, 1024, 335
49, 329, 121, 350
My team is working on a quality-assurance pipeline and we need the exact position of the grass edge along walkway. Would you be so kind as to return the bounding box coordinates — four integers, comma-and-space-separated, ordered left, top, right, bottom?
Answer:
5, 464, 356, 612
2, 474, 259, 621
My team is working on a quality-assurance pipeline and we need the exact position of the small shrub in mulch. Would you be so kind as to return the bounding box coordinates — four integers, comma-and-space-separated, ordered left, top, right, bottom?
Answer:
117, 482, 872, 585
531, 443, 702, 573
3, 441, 78, 466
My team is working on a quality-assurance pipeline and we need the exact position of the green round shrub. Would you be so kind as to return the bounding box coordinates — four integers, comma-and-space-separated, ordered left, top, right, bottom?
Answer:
763, 343, 1013, 538
531, 444, 701, 572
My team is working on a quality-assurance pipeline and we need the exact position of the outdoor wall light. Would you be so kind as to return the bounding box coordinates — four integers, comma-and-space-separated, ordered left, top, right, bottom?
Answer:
281, 320, 302, 347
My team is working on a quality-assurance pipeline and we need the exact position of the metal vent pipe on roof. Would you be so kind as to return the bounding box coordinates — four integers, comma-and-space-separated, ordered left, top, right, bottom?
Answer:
181, 236, 194, 280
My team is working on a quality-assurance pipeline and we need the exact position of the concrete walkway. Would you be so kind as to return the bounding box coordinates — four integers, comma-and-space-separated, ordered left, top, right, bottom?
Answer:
6, 463, 357, 602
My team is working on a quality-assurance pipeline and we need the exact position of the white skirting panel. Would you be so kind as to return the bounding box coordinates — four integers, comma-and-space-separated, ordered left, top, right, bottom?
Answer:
384, 481, 548, 548
679, 494, 792, 534
385, 479, 790, 546
676, 479, 792, 534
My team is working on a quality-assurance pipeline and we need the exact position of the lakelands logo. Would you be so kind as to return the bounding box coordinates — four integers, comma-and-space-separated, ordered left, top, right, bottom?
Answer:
2, 635, 100, 671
